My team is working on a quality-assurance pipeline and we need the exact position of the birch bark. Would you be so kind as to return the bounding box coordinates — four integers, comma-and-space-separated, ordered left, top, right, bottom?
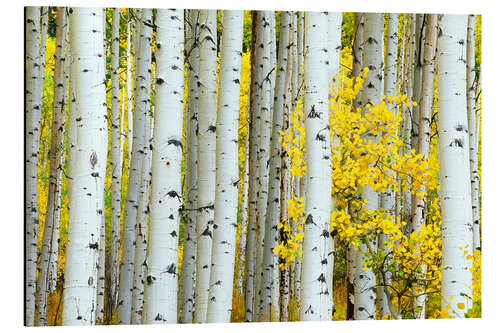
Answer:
179, 9, 199, 323
254, 11, 273, 320
35, 8, 67, 325
109, 9, 122, 319
347, 12, 364, 321
193, 9, 217, 323
259, 11, 290, 322
206, 10, 244, 323
142, 8, 184, 324
25, 7, 42, 325
466, 15, 480, 252
377, 12, 399, 320
299, 11, 332, 321
62, 7, 108, 325
117, 9, 150, 324
353, 13, 384, 321
244, 11, 260, 321
437, 14, 474, 317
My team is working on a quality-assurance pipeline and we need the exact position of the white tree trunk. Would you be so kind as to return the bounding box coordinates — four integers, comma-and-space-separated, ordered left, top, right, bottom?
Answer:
411, 14, 425, 150
62, 7, 108, 325
130, 109, 152, 324
205, 11, 244, 323
466, 15, 480, 252
127, 20, 134, 163
130, 10, 152, 324
299, 11, 332, 321
377, 12, 399, 320
437, 14, 473, 317
179, 9, 199, 324
25, 7, 42, 325
193, 9, 218, 324
96, 207, 106, 323
244, 12, 261, 321
410, 13, 438, 319
254, 11, 273, 320
279, 19, 294, 322
109, 8, 122, 320
327, 11, 342, 315
142, 9, 184, 324
117, 9, 150, 324
236, 111, 250, 292
35, 8, 67, 326
289, 13, 299, 304
259, 11, 290, 322
130, 13, 154, 322
353, 13, 384, 321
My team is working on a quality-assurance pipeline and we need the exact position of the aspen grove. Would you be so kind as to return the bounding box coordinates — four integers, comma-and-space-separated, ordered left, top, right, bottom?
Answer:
25, 7, 482, 325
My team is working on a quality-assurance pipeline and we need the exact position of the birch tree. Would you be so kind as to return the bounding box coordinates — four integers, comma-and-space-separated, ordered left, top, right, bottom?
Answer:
279, 17, 294, 321
299, 11, 332, 321
62, 7, 108, 325
236, 111, 250, 292
194, 9, 217, 323
109, 9, 122, 319
96, 208, 106, 323
179, 8, 199, 323
117, 9, 151, 324
259, 10, 290, 322
466, 15, 480, 252
206, 10, 244, 323
127, 19, 134, 163
130, 107, 152, 324
254, 11, 273, 320
244, 11, 260, 321
437, 14, 473, 318
347, 14, 364, 319
142, 8, 184, 324
353, 13, 384, 321
377, 12, 399, 319
410, 14, 438, 318
327, 11, 342, 315
35, 8, 67, 325
25, 7, 42, 325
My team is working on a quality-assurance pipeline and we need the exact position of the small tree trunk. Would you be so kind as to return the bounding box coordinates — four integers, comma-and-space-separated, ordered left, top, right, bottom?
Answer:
62, 7, 108, 325
193, 9, 217, 323
178, 9, 199, 324
279, 17, 294, 322
130, 12, 153, 323
117, 9, 150, 324
236, 100, 250, 292
377, 12, 399, 320
346, 12, 364, 321
206, 11, 244, 323
244, 11, 260, 321
410, 13, 438, 319
259, 11, 290, 322
25, 7, 42, 325
254, 11, 273, 320
109, 8, 122, 322
411, 14, 425, 151
402, 14, 416, 235
466, 15, 480, 252
127, 20, 134, 163
35, 8, 67, 326
96, 208, 106, 323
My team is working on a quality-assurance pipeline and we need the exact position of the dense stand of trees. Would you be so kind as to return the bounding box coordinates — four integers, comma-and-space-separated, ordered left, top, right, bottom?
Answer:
25, 7, 482, 326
